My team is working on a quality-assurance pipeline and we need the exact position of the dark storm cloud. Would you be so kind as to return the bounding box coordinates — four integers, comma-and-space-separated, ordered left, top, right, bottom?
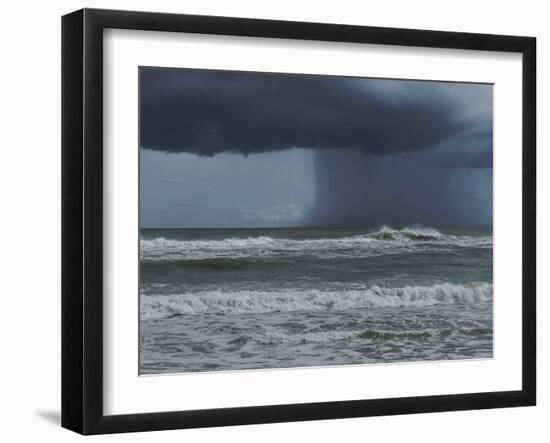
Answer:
140, 67, 492, 167
140, 67, 493, 228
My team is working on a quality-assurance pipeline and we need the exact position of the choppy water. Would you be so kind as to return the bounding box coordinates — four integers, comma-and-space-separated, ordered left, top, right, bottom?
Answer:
139, 226, 493, 374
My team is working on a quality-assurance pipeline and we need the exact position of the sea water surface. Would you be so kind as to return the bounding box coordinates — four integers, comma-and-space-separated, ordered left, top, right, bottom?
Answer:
139, 226, 493, 374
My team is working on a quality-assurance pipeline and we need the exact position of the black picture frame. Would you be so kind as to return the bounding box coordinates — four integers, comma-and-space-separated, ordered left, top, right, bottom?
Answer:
62, 8, 536, 435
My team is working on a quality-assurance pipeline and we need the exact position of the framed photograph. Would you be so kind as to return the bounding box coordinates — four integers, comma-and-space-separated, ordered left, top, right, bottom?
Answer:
61, 8, 536, 435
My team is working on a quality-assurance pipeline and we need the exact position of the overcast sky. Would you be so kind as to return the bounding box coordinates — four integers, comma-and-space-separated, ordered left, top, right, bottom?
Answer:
140, 67, 492, 229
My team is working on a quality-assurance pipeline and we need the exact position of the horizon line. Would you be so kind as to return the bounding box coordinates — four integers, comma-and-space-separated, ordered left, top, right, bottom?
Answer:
140, 225, 494, 230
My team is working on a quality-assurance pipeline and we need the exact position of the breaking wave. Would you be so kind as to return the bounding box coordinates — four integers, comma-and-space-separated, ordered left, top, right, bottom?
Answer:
369, 225, 443, 241
140, 282, 493, 320
140, 226, 492, 262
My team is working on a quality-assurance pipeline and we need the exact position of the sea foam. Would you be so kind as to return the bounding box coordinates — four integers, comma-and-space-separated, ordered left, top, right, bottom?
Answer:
140, 282, 493, 320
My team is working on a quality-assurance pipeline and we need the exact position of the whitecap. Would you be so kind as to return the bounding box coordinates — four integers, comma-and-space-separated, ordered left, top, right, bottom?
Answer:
140, 282, 493, 320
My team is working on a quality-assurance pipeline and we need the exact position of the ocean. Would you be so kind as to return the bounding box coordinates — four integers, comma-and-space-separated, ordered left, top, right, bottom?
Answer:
139, 226, 493, 374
